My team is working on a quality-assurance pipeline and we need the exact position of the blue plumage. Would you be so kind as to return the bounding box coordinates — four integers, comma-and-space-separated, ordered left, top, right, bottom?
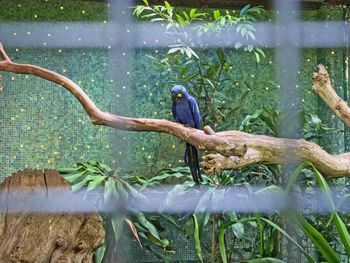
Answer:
171, 85, 202, 184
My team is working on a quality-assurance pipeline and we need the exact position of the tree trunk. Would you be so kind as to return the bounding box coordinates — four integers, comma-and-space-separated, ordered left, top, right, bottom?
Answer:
0, 169, 105, 263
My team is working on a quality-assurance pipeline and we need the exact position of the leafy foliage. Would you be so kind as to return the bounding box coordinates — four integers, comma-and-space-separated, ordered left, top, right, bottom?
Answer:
134, 1, 266, 128
286, 162, 350, 262
59, 158, 350, 262
239, 108, 340, 140
58, 161, 176, 261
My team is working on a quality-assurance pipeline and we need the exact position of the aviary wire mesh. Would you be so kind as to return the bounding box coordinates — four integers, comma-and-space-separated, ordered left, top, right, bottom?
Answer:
1, 0, 350, 262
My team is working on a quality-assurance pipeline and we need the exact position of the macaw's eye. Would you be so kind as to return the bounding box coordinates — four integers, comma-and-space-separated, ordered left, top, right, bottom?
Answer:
177, 93, 183, 98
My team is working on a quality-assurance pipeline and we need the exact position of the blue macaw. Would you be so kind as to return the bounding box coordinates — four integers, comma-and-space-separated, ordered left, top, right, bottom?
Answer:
171, 85, 202, 184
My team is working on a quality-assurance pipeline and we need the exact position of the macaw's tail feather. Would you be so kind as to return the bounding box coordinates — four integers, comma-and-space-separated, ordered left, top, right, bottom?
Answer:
186, 143, 202, 184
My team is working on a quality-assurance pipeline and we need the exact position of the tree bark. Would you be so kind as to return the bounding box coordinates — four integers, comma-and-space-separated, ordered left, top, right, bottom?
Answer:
0, 169, 105, 263
200, 130, 350, 178
312, 64, 350, 128
1, 43, 350, 178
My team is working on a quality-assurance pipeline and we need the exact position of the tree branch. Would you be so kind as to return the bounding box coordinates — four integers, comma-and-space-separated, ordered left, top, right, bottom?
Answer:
312, 64, 350, 128
1, 43, 350, 178
201, 131, 350, 178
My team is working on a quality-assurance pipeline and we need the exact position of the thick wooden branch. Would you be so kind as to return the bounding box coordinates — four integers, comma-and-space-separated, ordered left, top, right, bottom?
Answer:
1, 43, 350, 178
201, 131, 350, 178
312, 64, 350, 128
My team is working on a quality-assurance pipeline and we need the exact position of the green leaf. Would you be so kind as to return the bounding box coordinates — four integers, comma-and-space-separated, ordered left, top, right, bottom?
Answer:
142, 0, 149, 6
94, 243, 106, 263
217, 48, 225, 64
333, 213, 350, 257
183, 11, 190, 21
104, 177, 118, 204
168, 47, 181, 54
240, 4, 251, 16
184, 47, 192, 58
231, 222, 244, 239
213, 10, 220, 21
254, 51, 260, 63
247, 44, 253, 52
295, 215, 339, 263
190, 8, 196, 19
247, 31, 256, 40
111, 213, 125, 243
255, 48, 266, 58
245, 258, 286, 263
143, 245, 172, 262
57, 167, 79, 174
176, 14, 186, 25
219, 224, 227, 263
75, 161, 87, 168
87, 160, 97, 166
187, 47, 199, 59
148, 169, 189, 184
135, 212, 168, 248
285, 162, 309, 192
234, 42, 243, 49
96, 161, 112, 173
204, 78, 216, 90
141, 13, 157, 18
123, 181, 148, 203
309, 163, 334, 209
130, 175, 148, 185
145, 232, 170, 248
161, 214, 179, 228
84, 164, 101, 174
193, 214, 204, 263
184, 216, 194, 238
64, 171, 86, 183
134, 6, 145, 17
71, 174, 96, 192
261, 218, 316, 263
116, 180, 129, 200
256, 216, 264, 256
87, 175, 106, 192
164, 1, 171, 12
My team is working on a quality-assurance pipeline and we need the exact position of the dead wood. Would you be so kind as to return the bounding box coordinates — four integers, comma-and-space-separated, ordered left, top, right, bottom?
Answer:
0, 169, 105, 263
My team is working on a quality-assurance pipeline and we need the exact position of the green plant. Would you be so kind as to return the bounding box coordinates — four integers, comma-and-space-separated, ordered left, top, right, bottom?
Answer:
240, 108, 340, 140
59, 158, 350, 262
286, 162, 350, 262
134, 1, 266, 128
58, 161, 182, 262
244, 162, 350, 263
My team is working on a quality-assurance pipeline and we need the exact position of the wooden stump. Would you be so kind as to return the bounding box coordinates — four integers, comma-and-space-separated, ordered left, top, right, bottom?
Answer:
0, 169, 105, 263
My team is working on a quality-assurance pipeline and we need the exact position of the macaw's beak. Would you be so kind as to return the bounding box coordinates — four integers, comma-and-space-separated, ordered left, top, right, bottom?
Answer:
172, 93, 182, 102
172, 93, 177, 102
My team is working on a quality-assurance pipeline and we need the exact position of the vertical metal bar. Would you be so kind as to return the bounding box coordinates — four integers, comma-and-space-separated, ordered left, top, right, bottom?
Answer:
108, 0, 134, 169
275, 0, 302, 142
107, 0, 134, 261
274, 0, 302, 261
343, 5, 349, 152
